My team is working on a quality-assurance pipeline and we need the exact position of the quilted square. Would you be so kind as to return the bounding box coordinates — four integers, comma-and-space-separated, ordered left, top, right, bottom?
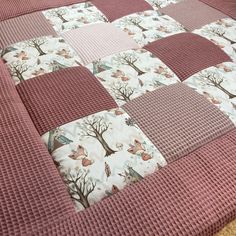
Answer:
41, 108, 167, 211
61, 23, 139, 64
144, 32, 232, 81
86, 48, 180, 106
43, 2, 107, 34
0, 12, 57, 49
184, 62, 236, 125
16, 66, 118, 136
160, 0, 228, 31
200, 0, 236, 20
2, 36, 82, 84
92, 0, 153, 21
193, 18, 236, 62
123, 83, 234, 162
113, 10, 185, 47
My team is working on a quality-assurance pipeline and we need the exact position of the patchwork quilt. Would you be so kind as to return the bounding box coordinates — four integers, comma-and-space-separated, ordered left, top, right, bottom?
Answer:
0, 0, 236, 235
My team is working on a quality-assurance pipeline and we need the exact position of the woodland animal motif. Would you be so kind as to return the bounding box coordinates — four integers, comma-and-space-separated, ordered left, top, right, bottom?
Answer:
111, 70, 129, 81
69, 145, 93, 167
215, 64, 233, 72
141, 152, 152, 161
56, 49, 72, 59
202, 92, 221, 105
32, 68, 45, 76
105, 185, 119, 196
127, 139, 145, 154
14, 51, 29, 60
119, 166, 143, 184
69, 145, 87, 160
157, 26, 170, 33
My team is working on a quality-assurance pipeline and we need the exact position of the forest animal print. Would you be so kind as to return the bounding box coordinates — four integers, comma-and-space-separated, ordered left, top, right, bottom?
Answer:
41, 108, 167, 211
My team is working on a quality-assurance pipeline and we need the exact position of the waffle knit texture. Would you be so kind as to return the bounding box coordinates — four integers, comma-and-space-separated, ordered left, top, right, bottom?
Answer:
62, 23, 140, 65
0, 0, 86, 21
16, 66, 118, 135
0, 12, 57, 49
144, 33, 232, 81
123, 83, 235, 162
92, 0, 153, 21
0, 60, 75, 235
31, 129, 236, 236
200, 0, 236, 20
0, 61, 236, 235
160, 0, 228, 31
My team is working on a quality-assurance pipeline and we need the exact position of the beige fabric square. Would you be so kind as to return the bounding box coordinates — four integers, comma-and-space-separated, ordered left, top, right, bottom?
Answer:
62, 23, 139, 64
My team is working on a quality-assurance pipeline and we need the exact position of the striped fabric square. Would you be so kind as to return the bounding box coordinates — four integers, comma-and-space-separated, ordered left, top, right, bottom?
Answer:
160, 0, 228, 31
144, 32, 232, 81
16, 66, 117, 135
0, 0, 85, 21
200, 0, 236, 20
123, 83, 234, 162
92, 0, 153, 21
0, 12, 57, 49
62, 23, 139, 65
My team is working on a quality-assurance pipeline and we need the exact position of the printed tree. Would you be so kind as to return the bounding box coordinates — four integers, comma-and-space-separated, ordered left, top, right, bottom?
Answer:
49, 9, 69, 23
210, 27, 236, 44
151, 0, 162, 8
114, 52, 146, 76
111, 82, 134, 102
26, 38, 47, 56
64, 170, 96, 209
9, 61, 28, 82
200, 72, 236, 99
123, 16, 148, 32
78, 116, 116, 156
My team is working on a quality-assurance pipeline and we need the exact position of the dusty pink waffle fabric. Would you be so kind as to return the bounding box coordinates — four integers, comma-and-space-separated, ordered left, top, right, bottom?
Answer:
0, 12, 57, 48
160, 0, 227, 31
200, 0, 236, 20
16, 66, 117, 135
31, 129, 236, 235
0, 0, 86, 21
0, 59, 236, 235
62, 23, 139, 65
92, 0, 153, 21
0, 60, 75, 235
123, 83, 235, 161
144, 32, 232, 81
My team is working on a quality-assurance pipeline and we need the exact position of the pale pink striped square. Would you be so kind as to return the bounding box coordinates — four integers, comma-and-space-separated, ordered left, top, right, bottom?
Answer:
61, 23, 140, 65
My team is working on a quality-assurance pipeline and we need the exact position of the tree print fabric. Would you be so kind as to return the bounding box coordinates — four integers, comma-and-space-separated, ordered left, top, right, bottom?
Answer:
193, 18, 236, 62
112, 10, 185, 46
41, 108, 167, 211
2, 36, 82, 84
184, 62, 236, 125
86, 48, 180, 105
145, 0, 182, 10
43, 2, 108, 34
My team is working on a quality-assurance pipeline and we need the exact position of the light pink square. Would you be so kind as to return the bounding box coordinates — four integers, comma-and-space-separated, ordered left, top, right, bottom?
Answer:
160, 0, 228, 31
62, 23, 139, 64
